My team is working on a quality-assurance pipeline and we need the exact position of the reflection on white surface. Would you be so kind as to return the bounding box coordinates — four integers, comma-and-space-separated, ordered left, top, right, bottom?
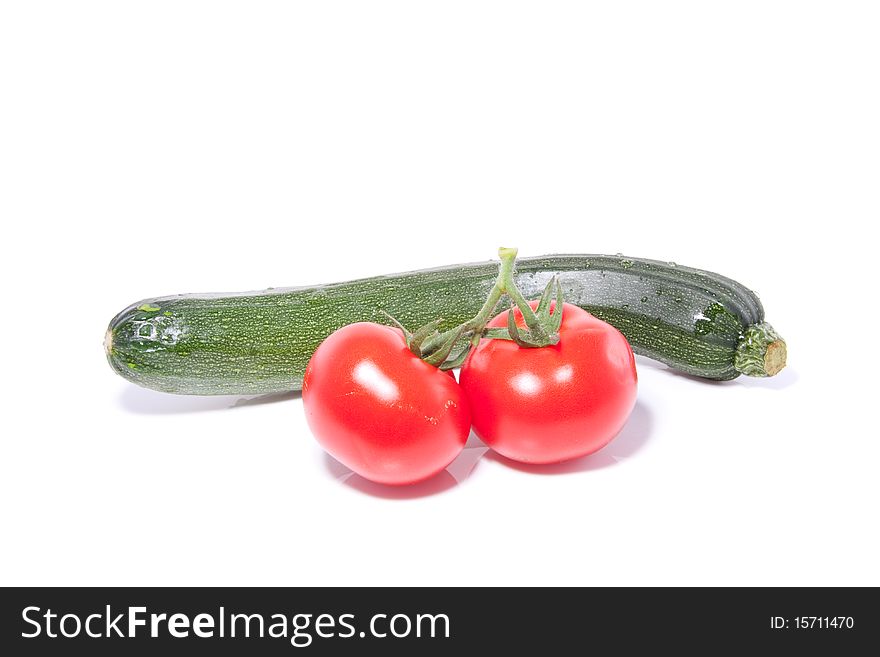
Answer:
353, 360, 399, 402
325, 432, 490, 500
483, 401, 653, 475
511, 371, 542, 395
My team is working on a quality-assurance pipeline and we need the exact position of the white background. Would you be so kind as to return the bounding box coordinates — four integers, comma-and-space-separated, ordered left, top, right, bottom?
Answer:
2, 1, 878, 586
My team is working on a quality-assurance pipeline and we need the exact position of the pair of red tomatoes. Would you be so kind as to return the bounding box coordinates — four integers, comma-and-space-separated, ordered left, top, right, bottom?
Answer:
302, 303, 637, 485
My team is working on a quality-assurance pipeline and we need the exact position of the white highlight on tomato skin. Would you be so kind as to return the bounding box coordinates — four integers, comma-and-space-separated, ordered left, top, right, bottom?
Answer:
554, 364, 574, 384
353, 360, 400, 403
510, 371, 542, 396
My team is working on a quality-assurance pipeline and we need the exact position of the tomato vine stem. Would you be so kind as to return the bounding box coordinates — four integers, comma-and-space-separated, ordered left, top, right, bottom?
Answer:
389, 247, 564, 370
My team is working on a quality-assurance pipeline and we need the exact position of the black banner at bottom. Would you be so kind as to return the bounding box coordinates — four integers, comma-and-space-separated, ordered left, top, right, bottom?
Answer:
1, 587, 874, 654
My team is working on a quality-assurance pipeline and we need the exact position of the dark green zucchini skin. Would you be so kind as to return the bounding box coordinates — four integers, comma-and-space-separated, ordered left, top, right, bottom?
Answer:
106, 255, 774, 395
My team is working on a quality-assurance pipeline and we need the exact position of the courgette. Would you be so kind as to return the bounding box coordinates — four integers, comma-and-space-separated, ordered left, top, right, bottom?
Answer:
105, 255, 786, 395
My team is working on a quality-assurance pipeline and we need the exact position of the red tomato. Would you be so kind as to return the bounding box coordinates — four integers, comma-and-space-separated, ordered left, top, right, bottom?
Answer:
460, 302, 637, 464
302, 323, 471, 485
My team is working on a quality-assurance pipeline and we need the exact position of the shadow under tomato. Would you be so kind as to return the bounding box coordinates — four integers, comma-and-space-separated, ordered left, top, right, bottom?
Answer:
323, 439, 489, 500
118, 385, 300, 415
482, 400, 653, 475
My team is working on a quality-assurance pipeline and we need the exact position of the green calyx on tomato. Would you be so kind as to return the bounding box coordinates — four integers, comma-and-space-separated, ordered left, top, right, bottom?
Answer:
384, 247, 566, 370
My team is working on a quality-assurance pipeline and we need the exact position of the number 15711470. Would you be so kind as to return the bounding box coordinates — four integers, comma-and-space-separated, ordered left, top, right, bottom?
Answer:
770, 616, 854, 629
